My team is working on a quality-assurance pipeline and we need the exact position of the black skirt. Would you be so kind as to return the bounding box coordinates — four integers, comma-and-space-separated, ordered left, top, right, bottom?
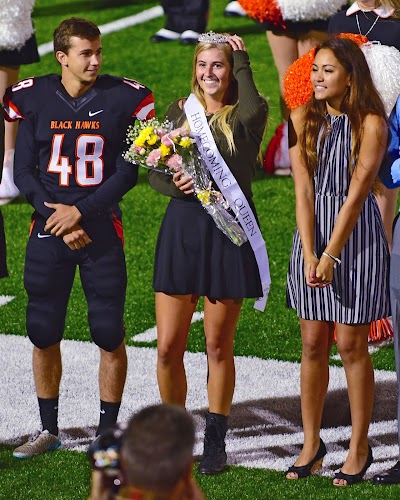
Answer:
0, 34, 39, 66
153, 197, 262, 299
0, 210, 8, 279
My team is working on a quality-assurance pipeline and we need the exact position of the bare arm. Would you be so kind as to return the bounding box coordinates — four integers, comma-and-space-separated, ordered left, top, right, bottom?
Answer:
316, 114, 388, 282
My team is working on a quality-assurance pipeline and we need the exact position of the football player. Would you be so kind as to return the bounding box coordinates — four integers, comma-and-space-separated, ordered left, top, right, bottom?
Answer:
4, 17, 155, 458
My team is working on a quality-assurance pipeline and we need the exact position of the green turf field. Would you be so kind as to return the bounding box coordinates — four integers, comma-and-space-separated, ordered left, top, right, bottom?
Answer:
0, 1, 399, 498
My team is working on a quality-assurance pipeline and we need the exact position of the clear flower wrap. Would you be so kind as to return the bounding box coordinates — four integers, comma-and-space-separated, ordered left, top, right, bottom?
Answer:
123, 118, 248, 247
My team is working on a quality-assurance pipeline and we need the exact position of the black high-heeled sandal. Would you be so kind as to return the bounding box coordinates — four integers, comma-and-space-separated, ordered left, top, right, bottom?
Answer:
333, 445, 373, 487
286, 439, 327, 479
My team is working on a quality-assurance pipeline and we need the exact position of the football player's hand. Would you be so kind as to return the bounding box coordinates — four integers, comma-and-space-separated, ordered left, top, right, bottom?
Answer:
62, 225, 92, 250
44, 203, 82, 236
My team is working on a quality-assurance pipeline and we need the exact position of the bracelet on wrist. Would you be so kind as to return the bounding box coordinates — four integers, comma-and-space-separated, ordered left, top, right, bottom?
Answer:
322, 251, 341, 265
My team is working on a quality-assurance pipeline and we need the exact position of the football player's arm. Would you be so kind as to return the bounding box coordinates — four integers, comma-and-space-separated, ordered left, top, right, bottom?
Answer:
74, 150, 138, 220
72, 92, 155, 221
13, 118, 55, 219
43, 143, 137, 236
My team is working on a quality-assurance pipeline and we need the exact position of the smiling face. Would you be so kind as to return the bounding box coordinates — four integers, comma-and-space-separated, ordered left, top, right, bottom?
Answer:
311, 48, 351, 111
57, 36, 102, 95
195, 48, 232, 104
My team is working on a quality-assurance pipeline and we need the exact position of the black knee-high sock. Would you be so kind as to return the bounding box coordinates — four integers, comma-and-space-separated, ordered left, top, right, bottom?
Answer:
96, 400, 121, 436
38, 397, 59, 436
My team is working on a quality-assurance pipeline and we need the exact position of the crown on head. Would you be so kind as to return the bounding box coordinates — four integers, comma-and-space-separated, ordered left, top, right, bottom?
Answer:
198, 31, 230, 44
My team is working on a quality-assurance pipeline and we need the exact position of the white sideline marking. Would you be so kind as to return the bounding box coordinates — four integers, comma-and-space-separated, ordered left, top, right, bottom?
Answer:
0, 333, 398, 476
132, 311, 204, 342
38, 6, 164, 57
0, 295, 15, 306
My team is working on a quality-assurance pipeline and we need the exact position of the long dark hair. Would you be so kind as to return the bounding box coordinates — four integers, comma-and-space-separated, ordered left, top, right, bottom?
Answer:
299, 37, 387, 178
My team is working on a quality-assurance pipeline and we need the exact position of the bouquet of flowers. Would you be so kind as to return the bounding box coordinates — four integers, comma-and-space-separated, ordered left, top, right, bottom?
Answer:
123, 118, 248, 246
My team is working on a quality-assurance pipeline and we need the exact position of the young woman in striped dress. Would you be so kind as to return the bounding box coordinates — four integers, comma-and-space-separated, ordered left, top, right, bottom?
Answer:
286, 37, 390, 486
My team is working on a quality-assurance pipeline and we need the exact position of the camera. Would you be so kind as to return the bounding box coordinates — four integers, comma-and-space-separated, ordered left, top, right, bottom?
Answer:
88, 423, 127, 497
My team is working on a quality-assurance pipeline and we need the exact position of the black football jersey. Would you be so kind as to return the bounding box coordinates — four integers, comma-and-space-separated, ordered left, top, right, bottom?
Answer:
3, 74, 155, 220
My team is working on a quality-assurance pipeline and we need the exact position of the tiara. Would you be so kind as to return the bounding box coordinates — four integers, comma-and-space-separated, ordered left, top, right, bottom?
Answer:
198, 31, 229, 44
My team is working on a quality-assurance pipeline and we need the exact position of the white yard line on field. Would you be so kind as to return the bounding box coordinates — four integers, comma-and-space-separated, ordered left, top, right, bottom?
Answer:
0, 295, 15, 306
38, 5, 164, 57
132, 311, 204, 342
0, 333, 398, 476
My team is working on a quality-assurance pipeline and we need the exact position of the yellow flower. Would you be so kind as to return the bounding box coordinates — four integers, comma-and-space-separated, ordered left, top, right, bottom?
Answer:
141, 126, 154, 137
134, 137, 145, 147
179, 137, 193, 148
197, 190, 211, 205
159, 143, 171, 158
147, 134, 159, 146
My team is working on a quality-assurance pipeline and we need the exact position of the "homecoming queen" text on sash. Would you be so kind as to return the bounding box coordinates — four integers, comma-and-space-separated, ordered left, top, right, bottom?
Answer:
184, 94, 271, 311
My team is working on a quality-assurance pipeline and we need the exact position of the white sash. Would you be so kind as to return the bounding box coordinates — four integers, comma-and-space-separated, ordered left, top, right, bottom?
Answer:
184, 94, 271, 311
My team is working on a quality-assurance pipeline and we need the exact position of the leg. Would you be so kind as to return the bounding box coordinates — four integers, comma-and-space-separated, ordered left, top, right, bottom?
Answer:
156, 292, 198, 407
286, 319, 333, 479
375, 186, 399, 251
333, 323, 374, 485
297, 30, 327, 57
13, 227, 73, 458
204, 297, 242, 415
198, 297, 242, 475
99, 340, 127, 402
33, 343, 62, 398
80, 219, 128, 433
266, 32, 298, 121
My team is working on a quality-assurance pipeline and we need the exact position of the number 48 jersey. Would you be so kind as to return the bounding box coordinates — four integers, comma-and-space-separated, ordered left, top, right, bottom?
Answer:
3, 74, 155, 220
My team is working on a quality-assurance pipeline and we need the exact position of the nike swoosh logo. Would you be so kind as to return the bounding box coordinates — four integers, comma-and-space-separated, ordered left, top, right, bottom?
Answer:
37, 233, 52, 239
100, 409, 106, 414
88, 110, 103, 117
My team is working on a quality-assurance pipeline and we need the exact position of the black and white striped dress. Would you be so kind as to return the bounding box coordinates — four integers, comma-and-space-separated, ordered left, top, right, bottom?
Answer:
286, 114, 390, 323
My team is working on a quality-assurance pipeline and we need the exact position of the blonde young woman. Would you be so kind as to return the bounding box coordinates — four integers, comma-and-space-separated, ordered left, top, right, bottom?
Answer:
286, 37, 389, 486
148, 33, 268, 474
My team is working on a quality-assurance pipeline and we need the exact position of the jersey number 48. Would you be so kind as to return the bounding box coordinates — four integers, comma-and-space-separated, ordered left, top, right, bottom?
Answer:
48, 134, 104, 186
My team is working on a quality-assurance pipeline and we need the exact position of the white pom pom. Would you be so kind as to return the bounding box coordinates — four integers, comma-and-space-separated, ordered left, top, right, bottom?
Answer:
361, 42, 400, 117
0, 0, 35, 51
277, 0, 345, 22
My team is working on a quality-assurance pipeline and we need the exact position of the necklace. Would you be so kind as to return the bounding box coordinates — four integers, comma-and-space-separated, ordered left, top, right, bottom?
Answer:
356, 12, 380, 37
326, 114, 342, 132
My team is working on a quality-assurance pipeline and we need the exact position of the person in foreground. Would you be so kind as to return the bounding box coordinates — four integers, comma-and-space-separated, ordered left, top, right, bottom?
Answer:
3, 17, 155, 458
148, 32, 268, 474
89, 404, 204, 499
373, 95, 400, 485
286, 37, 390, 486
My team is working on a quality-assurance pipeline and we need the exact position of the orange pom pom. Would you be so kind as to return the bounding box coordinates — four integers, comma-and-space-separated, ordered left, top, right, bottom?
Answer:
238, 0, 285, 28
336, 32, 369, 46
283, 47, 315, 110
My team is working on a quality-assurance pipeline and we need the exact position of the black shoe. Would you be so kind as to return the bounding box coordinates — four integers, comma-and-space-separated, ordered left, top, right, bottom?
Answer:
286, 439, 327, 479
334, 446, 373, 486
198, 412, 228, 474
373, 461, 400, 485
